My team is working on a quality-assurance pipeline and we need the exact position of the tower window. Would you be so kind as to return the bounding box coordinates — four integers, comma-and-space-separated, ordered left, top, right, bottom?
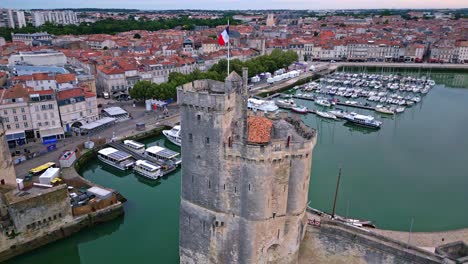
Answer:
206, 137, 210, 144
273, 213, 276, 219
189, 133, 193, 143
197, 114, 201, 121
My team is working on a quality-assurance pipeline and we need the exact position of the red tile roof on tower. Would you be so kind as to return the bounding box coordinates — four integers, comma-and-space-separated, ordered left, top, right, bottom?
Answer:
247, 116, 273, 144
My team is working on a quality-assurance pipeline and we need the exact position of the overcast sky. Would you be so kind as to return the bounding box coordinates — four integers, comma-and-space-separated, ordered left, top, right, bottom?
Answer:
2, 0, 466, 10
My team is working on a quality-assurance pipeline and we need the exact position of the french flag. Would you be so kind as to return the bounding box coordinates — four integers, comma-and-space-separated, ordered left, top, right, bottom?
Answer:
218, 27, 230, 46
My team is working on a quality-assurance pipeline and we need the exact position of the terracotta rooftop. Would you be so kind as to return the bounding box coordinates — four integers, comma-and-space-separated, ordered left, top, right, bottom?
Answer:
247, 116, 273, 144
57, 88, 84, 100
55, 73, 76, 84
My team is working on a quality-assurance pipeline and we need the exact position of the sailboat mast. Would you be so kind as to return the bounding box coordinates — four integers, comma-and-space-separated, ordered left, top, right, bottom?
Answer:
331, 168, 342, 219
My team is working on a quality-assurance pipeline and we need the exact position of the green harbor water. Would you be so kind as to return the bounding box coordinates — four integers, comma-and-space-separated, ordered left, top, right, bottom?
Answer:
7, 71, 468, 264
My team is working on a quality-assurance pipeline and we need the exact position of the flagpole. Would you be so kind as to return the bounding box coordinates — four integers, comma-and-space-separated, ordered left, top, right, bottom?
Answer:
227, 19, 230, 74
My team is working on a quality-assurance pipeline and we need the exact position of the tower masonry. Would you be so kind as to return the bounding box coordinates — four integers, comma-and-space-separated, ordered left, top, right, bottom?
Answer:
178, 70, 317, 264
0, 119, 16, 187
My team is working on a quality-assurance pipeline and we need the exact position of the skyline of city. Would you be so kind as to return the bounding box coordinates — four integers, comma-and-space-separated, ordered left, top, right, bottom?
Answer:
1, 0, 467, 10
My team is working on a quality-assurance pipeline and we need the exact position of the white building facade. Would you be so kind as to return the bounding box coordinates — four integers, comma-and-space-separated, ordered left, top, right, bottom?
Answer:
32, 11, 79, 27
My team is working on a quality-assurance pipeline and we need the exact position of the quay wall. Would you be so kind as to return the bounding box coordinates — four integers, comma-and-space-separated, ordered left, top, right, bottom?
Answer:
299, 220, 446, 264
0, 202, 124, 262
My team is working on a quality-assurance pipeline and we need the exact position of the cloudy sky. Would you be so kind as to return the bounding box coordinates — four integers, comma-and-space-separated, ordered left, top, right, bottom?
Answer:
2, 0, 466, 10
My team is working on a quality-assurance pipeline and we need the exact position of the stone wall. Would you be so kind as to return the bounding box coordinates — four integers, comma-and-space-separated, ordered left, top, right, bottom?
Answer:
299, 221, 444, 264
5, 185, 73, 233
0, 202, 123, 262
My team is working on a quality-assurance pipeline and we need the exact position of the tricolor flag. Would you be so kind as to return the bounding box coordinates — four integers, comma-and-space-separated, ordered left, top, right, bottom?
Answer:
218, 27, 230, 46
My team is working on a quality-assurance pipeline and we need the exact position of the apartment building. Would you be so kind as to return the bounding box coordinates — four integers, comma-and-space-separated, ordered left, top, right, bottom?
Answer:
0, 84, 32, 147
11, 32, 54, 45
0, 8, 26, 29
32, 10, 79, 27
28, 89, 64, 143
56, 88, 98, 133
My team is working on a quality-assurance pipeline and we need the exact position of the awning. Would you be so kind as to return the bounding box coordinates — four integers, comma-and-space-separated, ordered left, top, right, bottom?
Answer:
80, 117, 116, 131
40, 127, 65, 138
5, 129, 26, 141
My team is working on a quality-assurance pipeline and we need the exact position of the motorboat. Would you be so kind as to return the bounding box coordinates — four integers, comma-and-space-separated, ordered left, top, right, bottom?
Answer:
276, 98, 297, 109
375, 106, 395, 115
291, 105, 309, 114
163, 125, 181, 146
247, 98, 279, 112
346, 114, 382, 129
315, 98, 332, 107
316, 111, 337, 120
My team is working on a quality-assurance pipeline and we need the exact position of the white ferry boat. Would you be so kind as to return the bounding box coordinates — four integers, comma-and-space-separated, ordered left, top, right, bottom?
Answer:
247, 98, 278, 112
133, 160, 163, 180
163, 125, 181, 146
145, 145, 182, 166
123, 140, 145, 154
98, 147, 135, 170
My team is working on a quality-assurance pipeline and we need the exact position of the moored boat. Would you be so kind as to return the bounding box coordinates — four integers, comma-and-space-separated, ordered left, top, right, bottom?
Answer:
247, 98, 279, 112
133, 160, 163, 180
346, 114, 382, 129
291, 105, 309, 114
276, 98, 297, 109
375, 106, 395, 115
98, 147, 135, 170
163, 125, 181, 146
316, 111, 337, 120
145, 145, 182, 166
315, 98, 332, 107
123, 140, 145, 154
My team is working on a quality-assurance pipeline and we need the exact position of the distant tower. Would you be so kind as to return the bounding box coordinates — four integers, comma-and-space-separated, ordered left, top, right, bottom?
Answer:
178, 69, 317, 264
266, 14, 276, 27
0, 119, 17, 186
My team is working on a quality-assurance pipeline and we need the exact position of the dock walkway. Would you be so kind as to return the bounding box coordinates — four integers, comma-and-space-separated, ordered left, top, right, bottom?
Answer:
288, 94, 376, 111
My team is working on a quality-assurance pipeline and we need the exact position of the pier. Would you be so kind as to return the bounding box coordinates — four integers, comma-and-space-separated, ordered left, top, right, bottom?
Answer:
290, 94, 376, 111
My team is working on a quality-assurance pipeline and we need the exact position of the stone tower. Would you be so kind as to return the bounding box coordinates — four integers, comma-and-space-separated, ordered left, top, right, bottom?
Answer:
266, 14, 275, 27
178, 70, 317, 264
0, 118, 16, 187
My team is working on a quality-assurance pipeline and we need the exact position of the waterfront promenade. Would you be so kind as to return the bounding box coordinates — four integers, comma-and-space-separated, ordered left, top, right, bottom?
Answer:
332, 62, 468, 71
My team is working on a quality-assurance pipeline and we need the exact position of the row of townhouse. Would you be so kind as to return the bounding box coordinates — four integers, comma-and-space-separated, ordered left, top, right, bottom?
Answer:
430, 41, 468, 63
0, 84, 98, 147
303, 41, 426, 62
96, 56, 200, 98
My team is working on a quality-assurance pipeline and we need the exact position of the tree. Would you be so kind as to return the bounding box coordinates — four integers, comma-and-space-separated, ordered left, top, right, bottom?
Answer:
129, 80, 153, 101
133, 33, 141, 39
